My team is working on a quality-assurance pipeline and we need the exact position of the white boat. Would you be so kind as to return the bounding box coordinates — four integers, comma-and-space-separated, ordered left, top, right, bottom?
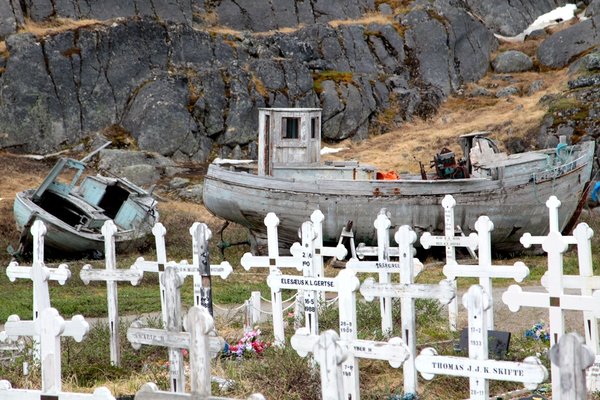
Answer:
203, 108, 595, 253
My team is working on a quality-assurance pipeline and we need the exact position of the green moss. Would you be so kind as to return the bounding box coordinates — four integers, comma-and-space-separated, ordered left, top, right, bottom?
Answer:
312, 70, 353, 94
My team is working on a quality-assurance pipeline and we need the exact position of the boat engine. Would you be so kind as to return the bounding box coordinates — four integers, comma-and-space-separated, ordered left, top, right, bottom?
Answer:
431, 147, 469, 179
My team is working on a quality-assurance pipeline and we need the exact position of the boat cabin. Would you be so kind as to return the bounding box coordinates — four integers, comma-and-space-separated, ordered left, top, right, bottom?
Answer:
258, 108, 322, 175
257, 108, 376, 180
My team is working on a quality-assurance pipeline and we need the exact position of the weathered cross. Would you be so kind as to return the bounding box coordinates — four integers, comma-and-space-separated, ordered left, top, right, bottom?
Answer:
291, 210, 347, 308
79, 220, 144, 367
420, 194, 478, 331
131, 222, 232, 320
360, 225, 456, 396
549, 332, 595, 400
291, 326, 409, 400
442, 215, 530, 329
288, 219, 347, 336
240, 212, 304, 345
346, 212, 424, 335
416, 285, 548, 399
132, 306, 264, 400
503, 202, 600, 400
5, 219, 71, 359
0, 307, 114, 399
270, 269, 364, 399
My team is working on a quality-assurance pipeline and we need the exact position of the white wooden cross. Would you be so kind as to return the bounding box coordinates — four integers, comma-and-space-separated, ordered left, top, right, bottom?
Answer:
270, 269, 364, 399
0, 307, 112, 399
291, 326, 409, 400
240, 212, 304, 345
360, 225, 456, 396
442, 215, 530, 329
127, 263, 196, 393
503, 217, 600, 399
416, 285, 548, 399
6, 219, 71, 359
292, 210, 347, 306
549, 332, 595, 400
420, 195, 478, 331
132, 306, 264, 400
346, 212, 424, 335
131, 222, 232, 320
79, 220, 143, 367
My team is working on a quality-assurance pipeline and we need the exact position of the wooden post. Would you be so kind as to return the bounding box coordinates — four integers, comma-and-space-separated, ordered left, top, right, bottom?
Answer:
549, 332, 595, 400
416, 285, 548, 399
190, 222, 214, 316
420, 195, 478, 331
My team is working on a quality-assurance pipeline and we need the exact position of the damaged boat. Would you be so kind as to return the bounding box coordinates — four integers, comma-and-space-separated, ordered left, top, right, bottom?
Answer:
202, 108, 595, 253
13, 156, 159, 256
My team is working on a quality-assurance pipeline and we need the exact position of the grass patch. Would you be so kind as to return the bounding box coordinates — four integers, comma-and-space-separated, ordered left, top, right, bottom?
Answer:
312, 70, 354, 94
20, 17, 102, 37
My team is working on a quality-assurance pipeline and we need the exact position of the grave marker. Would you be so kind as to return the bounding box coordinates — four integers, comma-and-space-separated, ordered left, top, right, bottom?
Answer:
133, 306, 264, 400
79, 220, 143, 367
360, 225, 456, 395
442, 215, 529, 329
240, 213, 304, 345
420, 195, 478, 331
311, 330, 347, 400
549, 332, 595, 400
0, 307, 113, 399
415, 285, 548, 399
271, 269, 363, 399
346, 212, 423, 335
503, 206, 600, 400
5, 220, 71, 359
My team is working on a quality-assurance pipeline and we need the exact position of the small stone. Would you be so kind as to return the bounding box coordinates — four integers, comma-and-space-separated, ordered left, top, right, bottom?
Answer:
492, 51, 533, 73
169, 177, 190, 190
496, 86, 520, 98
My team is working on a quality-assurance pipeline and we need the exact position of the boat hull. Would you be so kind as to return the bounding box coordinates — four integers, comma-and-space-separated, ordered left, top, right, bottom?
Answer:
203, 142, 595, 253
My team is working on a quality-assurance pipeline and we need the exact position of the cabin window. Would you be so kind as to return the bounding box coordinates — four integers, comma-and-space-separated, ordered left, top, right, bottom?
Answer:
311, 117, 319, 139
282, 117, 300, 139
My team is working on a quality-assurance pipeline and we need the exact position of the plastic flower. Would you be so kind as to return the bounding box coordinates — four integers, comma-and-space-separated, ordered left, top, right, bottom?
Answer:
222, 328, 269, 359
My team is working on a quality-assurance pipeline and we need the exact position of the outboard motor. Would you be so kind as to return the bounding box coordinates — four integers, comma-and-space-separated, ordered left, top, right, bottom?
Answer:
432, 148, 469, 179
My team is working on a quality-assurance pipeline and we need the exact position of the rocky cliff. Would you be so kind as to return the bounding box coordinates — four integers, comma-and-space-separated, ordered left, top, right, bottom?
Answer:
0, 0, 598, 161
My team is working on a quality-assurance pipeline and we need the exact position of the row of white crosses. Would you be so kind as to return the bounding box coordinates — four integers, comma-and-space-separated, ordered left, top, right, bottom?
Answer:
415, 285, 548, 399
502, 196, 600, 399
347, 211, 424, 335
287, 269, 411, 400
1, 220, 116, 399
240, 211, 346, 345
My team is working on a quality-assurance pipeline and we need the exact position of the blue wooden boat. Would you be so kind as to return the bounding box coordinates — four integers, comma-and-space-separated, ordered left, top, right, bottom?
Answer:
13, 157, 159, 256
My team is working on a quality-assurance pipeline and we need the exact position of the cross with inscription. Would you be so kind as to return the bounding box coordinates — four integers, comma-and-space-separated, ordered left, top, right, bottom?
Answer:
6, 219, 71, 359
346, 212, 424, 335
240, 212, 304, 345
132, 306, 264, 400
420, 195, 478, 331
291, 326, 409, 400
78, 220, 143, 367
292, 210, 347, 306
270, 269, 363, 399
128, 262, 218, 393
307, 330, 347, 400
442, 215, 530, 329
360, 225, 456, 395
503, 211, 600, 399
0, 307, 114, 400
416, 285, 548, 399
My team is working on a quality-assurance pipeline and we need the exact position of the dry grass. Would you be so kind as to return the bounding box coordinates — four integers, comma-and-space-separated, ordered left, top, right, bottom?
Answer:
20, 17, 102, 37
322, 69, 570, 173
328, 13, 394, 28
